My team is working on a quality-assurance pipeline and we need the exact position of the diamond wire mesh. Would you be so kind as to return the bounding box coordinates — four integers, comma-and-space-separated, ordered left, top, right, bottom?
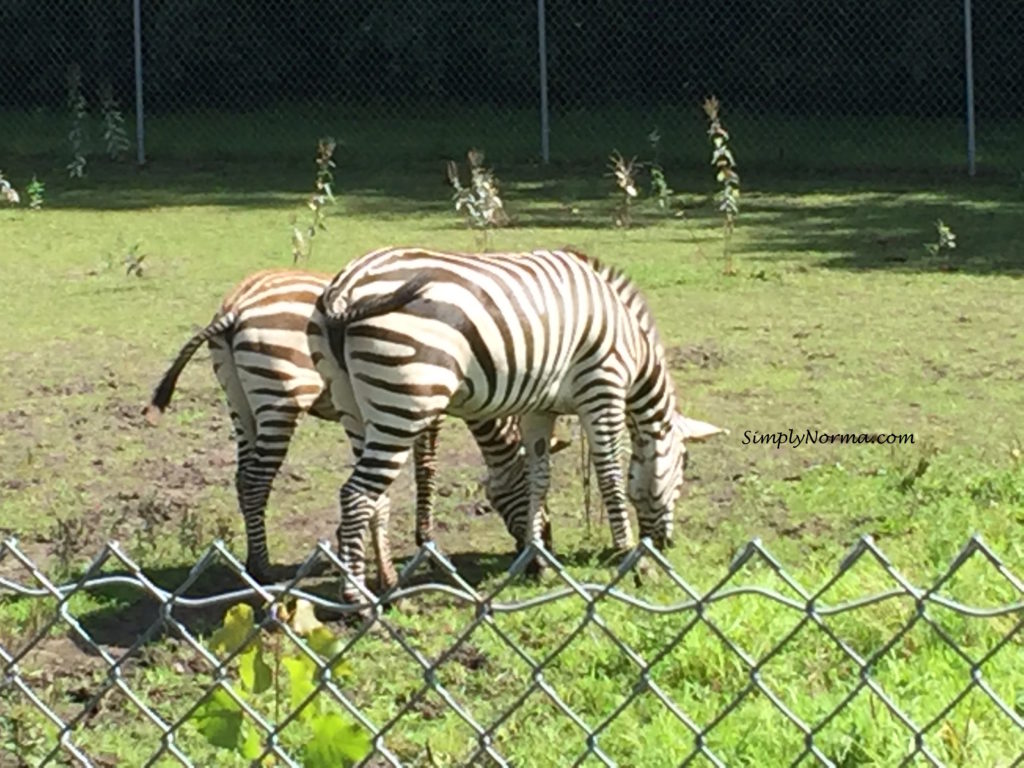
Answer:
2, 535, 1022, 767
2, 2, 1024, 175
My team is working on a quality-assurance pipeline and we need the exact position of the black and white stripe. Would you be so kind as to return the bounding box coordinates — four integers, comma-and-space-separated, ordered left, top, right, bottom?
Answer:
313, 247, 725, 600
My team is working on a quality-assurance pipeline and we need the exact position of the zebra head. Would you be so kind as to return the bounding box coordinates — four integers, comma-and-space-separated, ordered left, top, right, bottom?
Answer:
628, 413, 727, 549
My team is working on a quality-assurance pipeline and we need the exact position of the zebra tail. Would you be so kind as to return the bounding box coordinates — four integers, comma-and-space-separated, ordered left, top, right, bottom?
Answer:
324, 273, 432, 329
143, 311, 237, 425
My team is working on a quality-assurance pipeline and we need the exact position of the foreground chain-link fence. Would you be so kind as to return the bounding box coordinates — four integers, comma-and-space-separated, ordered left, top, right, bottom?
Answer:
2, 534, 1022, 766
2, 1, 1024, 176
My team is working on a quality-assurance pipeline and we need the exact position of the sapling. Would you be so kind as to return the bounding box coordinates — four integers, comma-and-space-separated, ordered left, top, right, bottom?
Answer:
26, 176, 44, 210
608, 150, 639, 227
291, 137, 337, 264
66, 64, 89, 178
99, 82, 130, 161
447, 148, 509, 248
924, 219, 957, 257
647, 128, 674, 211
703, 96, 740, 275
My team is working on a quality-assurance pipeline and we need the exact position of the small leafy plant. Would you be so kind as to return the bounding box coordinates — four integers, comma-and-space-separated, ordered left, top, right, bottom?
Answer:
123, 241, 147, 277
0, 171, 19, 205
646, 128, 674, 211
191, 600, 371, 767
607, 150, 639, 227
703, 96, 740, 275
924, 219, 957, 258
99, 82, 130, 161
291, 137, 337, 264
66, 64, 89, 179
26, 176, 45, 210
446, 148, 509, 246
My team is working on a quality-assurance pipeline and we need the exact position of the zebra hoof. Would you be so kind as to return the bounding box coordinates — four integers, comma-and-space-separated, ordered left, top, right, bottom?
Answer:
632, 558, 658, 589
643, 533, 673, 551
377, 570, 399, 595
523, 553, 548, 580
414, 532, 434, 547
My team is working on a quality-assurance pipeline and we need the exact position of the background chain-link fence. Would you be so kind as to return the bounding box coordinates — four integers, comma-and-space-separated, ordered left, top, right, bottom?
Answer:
2, 1, 1024, 177
2, 534, 1022, 766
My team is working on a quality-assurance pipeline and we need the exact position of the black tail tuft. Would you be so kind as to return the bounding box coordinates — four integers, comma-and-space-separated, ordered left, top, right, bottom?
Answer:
144, 312, 236, 424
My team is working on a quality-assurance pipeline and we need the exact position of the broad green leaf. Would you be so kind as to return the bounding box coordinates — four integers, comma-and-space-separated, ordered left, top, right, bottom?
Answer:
238, 643, 273, 695
303, 713, 372, 768
306, 627, 351, 679
209, 604, 257, 657
282, 655, 317, 720
191, 688, 245, 751
238, 722, 263, 761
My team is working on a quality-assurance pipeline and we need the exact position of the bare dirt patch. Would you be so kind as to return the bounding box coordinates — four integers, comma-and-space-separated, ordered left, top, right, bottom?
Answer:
667, 341, 726, 370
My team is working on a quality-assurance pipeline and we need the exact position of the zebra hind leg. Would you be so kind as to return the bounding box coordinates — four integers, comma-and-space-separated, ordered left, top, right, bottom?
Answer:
578, 408, 635, 555
237, 421, 297, 582
369, 492, 399, 594
336, 434, 415, 606
412, 418, 442, 546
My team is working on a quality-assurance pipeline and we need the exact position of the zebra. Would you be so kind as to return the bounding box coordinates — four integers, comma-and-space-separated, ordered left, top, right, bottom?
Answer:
311, 246, 726, 602
406, 245, 669, 543
143, 268, 563, 587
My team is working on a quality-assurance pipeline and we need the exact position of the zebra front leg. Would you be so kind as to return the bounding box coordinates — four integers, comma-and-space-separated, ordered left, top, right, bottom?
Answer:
412, 418, 442, 546
519, 412, 557, 576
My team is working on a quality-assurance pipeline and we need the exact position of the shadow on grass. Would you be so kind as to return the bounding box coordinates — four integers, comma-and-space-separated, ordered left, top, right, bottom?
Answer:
6, 140, 1022, 274
69, 548, 522, 651
733, 187, 1024, 276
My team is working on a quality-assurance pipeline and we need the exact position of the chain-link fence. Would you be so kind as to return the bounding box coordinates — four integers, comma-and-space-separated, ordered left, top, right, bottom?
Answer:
2, 534, 1022, 766
1, 1, 1023, 177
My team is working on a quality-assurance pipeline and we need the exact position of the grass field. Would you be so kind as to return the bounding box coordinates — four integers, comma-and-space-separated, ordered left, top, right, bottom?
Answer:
1, 115, 1023, 766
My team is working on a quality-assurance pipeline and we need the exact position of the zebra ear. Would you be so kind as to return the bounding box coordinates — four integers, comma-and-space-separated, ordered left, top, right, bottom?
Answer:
674, 413, 728, 442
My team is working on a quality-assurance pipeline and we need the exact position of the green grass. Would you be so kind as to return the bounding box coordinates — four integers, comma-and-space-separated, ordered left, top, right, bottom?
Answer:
1, 125, 1023, 766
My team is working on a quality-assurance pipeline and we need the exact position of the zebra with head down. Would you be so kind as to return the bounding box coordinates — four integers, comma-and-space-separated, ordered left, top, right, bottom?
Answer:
312, 246, 726, 602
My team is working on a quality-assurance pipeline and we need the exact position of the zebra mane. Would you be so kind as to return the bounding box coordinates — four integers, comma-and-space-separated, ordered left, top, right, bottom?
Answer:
557, 245, 663, 353
558, 245, 642, 298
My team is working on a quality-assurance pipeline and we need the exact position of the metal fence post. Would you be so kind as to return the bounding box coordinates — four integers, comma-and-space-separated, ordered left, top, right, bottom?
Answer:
537, 0, 550, 164
964, 0, 976, 176
133, 0, 146, 165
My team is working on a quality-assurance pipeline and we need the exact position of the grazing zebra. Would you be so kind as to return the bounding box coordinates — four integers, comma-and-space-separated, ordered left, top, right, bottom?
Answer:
311, 246, 726, 601
143, 269, 560, 586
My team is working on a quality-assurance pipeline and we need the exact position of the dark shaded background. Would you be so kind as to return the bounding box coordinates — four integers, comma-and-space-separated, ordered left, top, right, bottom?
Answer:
3, 0, 1018, 117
